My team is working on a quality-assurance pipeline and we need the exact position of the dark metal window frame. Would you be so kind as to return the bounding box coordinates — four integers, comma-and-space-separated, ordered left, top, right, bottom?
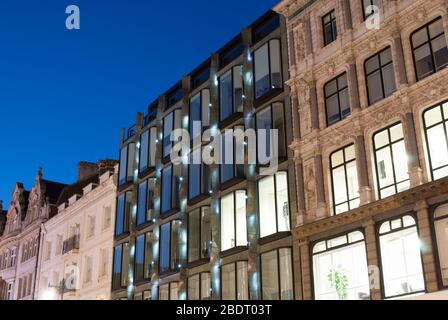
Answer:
138, 128, 157, 173
364, 46, 396, 105
322, 10, 337, 46
422, 101, 448, 181
411, 17, 448, 81
112, 242, 129, 291
189, 89, 210, 143
361, 0, 379, 21
162, 110, 176, 160
218, 65, 244, 123
158, 281, 179, 300
187, 206, 212, 263
329, 144, 360, 215
372, 122, 409, 200
158, 220, 181, 274
257, 171, 291, 238
188, 147, 210, 202
429, 202, 448, 289
115, 192, 131, 237
187, 272, 212, 300
118, 143, 135, 187
220, 260, 249, 300
259, 247, 295, 300
219, 125, 245, 185
161, 164, 180, 216
220, 190, 248, 252
134, 231, 153, 284
324, 72, 350, 126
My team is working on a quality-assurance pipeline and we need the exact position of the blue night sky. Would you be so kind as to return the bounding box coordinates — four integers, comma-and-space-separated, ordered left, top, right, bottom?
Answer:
0, 0, 279, 203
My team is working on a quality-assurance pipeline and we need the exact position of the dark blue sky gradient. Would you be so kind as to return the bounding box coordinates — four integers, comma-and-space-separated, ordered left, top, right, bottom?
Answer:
0, 0, 279, 202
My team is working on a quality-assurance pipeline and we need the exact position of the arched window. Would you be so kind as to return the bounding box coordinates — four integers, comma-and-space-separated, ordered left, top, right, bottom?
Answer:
378, 215, 425, 298
434, 204, 448, 287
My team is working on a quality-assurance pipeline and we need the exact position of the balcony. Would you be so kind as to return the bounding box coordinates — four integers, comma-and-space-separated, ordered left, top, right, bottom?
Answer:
62, 235, 80, 255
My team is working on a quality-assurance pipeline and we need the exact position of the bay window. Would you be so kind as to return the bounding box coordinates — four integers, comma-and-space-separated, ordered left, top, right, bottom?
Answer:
159, 282, 179, 300
254, 39, 282, 100
325, 73, 350, 126
137, 179, 155, 226
330, 144, 360, 215
115, 192, 131, 237
188, 207, 211, 263
188, 272, 212, 300
423, 102, 448, 180
189, 148, 210, 201
312, 231, 370, 300
221, 261, 249, 300
379, 215, 425, 298
139, 127, 157, 173
260, 248, 294, 300
161, 165, 181, 215
219, 66, 243, 122
163, 109, 182, 159
221, 190, 247, 251
220, 126, 245, 184
322, 10, 337, 46
159, 220, 181, 273
365, 47, 396, 105
255, 103, 287, 163
411, 17, 448, 81
373, 123, 410, 199
112, 242, 129, 290
258, 172, 290, 238
434, 204, 448, 287
135, 232, 153, 283
190, 89, 210, 142
118, 143, 135, 186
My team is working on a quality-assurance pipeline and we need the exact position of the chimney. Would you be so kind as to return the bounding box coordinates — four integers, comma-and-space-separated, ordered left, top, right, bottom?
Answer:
98, 159, 119, 175
77, 162, 98, 182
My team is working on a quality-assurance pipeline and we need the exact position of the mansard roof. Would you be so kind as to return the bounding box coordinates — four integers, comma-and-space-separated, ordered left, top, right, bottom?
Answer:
41, 180, 67, 204
56, 174, 99, 207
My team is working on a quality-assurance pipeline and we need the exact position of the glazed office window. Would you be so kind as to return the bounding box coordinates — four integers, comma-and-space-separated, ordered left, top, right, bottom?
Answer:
163, 109, 182, 159
220, 126, 245, 184
219, 66, 243, 122
373, 123, 410, 199
115, 192, 131, 237
260, 248, 294, 300
254, 39, 282, 100
258, 172, 290, 238
325, 73, 350, 126
379, 216, 425, 298
255, 103, 287, 163
161, 165, 180, 215
159, 220, 181, 274
322, 10, 337, 46
189, 148, 211, 201
137, 179, 155, 226
139, 127, 157, 173
112, 243, 129, 290
221, 261, 249, 300
188, 273, 212, 300
361, 0, 379, 20
365, 47, 397, 105
135, 234, 145, 283
118, 143, 135, 186
159, 282, 179, 300
330, 145, 360, 215
423, 102, 448, 180
434, 204, 448, 286
188, 207, 211, 263
189, 89, 210, 142
412, 17, 448, 81
313, 231, 370, 300
221, 190, 247, 251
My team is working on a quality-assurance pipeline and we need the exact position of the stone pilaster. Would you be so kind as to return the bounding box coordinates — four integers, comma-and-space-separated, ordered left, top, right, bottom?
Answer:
310, 85, 319, 131
314, 154, 327, 219
356, 135, 372, 204
405, 113, 424, 187
362, 219, 382, 300
348, 63, 361, 113
298, 238, 312, 300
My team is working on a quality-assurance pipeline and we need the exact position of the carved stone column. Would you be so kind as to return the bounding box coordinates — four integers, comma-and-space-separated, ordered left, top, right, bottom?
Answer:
393, 35, 408, 86
295, 159, 306, 226
314, 154, 327, 219
348, 63, 361, 113
362, 219, 382, 300
356, 135, 372, 204
298, 238, 313, 300
405, 113, 424, 187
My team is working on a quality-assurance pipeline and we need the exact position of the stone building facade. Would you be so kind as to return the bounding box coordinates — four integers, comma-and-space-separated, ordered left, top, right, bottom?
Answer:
274, 0, 448, 299
35, 161, 117, 300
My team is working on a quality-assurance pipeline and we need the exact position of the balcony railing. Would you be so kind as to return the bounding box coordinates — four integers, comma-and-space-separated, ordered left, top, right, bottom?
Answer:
62, 235, 80, 255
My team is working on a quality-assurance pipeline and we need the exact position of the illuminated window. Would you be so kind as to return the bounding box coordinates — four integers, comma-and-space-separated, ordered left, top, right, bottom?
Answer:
330, 144, 360, 215
188, 207, 211, 263
423, 102, 448, 180
188, 273, 212, 300
379, 215, 425, 298
159, 282, 179, 300
325, 73, 350, 126
434, 204, 448, 287
373, 123, 410, 199
412, 17, 448, 81
260, 248, 294, 300
258, 172, 290, 238
221, 191, 247, 251
221, 261, 248, 300
137, 179, 155, 226
365, 47, 396, 105
312, 231, 370, 300
322, 10, 337, 46
254, 39, 282, 100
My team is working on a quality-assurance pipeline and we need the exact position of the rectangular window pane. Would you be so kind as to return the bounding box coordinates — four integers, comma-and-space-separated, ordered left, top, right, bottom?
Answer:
201, 207, 211, 259
137, 181, 148, 226
188, 209, 200, 262
115, 194, 125, 236
279, 248, 294, 300
127, 144, 135, 181
414, 44, 434, 79
435, 217, 448, 286
221, 193, 235, 251
427, 124, 448, 171
190, 93, 201, 141
171, 221, 180, 269
261, 250, 280, 300
188, 275, 200, 300
221, 263, 236, 300
259, 176, 276, 238
163, 112, 173, 158
159, 223, 170, 273
119, 146, 128, 185
121, 243, 129, 288
220, 71, 233, 121
135, 235, 145, 283
201, 273, 212, 300
432, 35, 448, 70
139, 130, 149, 172
276, 172, 290, 233
382, 63, 397, 97
113, 245, 122, 289
270, 40, 282, 89
255, 44, 270, 99
233, 66, 243, 113
161, 166, 172, 214
235, 191, 247, 247
236, 261, 248, 300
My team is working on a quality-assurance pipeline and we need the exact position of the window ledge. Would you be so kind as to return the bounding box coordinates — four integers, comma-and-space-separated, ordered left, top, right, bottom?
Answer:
254, 88, 284, 108
220, 246, 248, 258
159, 269, 180, 279
138, 167, 156, 180
188, 194, 210, 206
160, 208, 180, 220
218, 112, 244, 129
219, 177, 245, 191
187, 258, 210, 269
114, 232, 130, 242
118, 181, 133, 193
258, 231, 291, 245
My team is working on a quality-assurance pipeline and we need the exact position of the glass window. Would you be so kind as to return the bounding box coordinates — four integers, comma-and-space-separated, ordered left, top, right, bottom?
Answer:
118, 143, 135, 186
219, 66, 243, 122
325, 73, 350, 126
161, 165, 180, 215
115, 192, 131, 237
322, 10, 337, 46
261, 248, 294, 300
313, 231, 370, 300
254, 39, 283, 100
423, 102, 448, 180
434, 204, 448, 287
159, 282, 179, 300
189, 148, 210, 200
188, 272, 212, 300
159, 220, 181, 274
220, 126, 245, 184
330, 145, 360, 215
112, 243, 129, 290
163, 110, 181, 159
188, 207, 211, 263
373, 123, 410, 199
139, 128, 157, 173
221, 191, 247, 252
365, 47, 397, 105
189, 89, 210, 142
362, 0, 379, 20
258, 172, 290, 238
412, 18, 448, 81
379, 216, 425, 298
221, 261, 248, 300
135, 235, 145, 283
